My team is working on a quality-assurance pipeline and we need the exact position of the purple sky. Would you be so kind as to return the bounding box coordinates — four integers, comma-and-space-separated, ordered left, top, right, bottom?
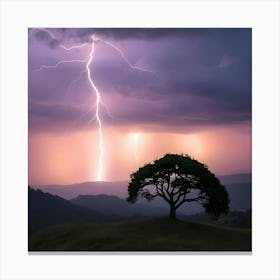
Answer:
28, 28, 252, 184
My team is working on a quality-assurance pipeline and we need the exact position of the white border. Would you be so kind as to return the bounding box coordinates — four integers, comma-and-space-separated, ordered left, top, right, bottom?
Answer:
1, 0, 279, 280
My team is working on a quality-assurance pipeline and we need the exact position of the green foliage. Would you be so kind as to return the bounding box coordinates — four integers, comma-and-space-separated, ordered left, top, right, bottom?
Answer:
127, 153, 229, 218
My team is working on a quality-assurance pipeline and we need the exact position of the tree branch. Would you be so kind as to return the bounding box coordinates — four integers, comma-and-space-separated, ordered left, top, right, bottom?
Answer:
173, 191, 183, 205
166, 173, 171, 195
175, 195, 206, 209
157, 191, 170, 204
154, 181, 170, 203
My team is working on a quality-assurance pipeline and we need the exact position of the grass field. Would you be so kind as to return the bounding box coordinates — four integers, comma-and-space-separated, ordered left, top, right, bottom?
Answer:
29, 217, 251, 251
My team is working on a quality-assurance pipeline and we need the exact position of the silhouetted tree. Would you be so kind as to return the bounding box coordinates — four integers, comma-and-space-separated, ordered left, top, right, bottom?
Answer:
127, 154, 229, 219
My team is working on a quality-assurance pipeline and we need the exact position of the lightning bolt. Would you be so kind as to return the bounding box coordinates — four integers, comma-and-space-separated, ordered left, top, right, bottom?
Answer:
33, 59, 87, 72
30, 28, 156, 181
86, 36, 104, 181
99, 39, 157, 77
30, 28, 88, 51
133, 133, 140, 166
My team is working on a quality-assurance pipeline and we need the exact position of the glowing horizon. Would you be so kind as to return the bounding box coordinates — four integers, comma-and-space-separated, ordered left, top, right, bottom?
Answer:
28, 125, 251, 185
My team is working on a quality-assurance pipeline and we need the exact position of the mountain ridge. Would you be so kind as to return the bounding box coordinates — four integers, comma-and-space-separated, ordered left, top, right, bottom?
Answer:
70, 194, 168, 217
30, 173, 251, 198
30, 173, 251, 214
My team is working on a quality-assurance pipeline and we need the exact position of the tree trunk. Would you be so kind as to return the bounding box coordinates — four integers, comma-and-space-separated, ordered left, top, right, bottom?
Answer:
169, 204, 176, 219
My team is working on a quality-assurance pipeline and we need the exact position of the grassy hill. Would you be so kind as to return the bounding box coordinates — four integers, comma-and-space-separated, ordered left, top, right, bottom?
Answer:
29, 217, 251, 251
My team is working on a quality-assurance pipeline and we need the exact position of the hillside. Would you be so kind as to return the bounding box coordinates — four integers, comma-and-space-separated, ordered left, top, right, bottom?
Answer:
181, 209, 251, 228
70, 194, 168, 217
28, 187, 118, 233
226, 183, 252, 210
29, 217, 251, 251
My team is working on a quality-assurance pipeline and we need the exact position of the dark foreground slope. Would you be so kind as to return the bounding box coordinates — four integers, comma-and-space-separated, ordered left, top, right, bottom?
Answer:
29, 218, 251, 251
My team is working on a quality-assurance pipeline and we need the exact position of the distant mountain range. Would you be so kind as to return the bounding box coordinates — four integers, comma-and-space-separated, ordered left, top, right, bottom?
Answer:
71, 194, 167, 217
219, 173, 251, 185
33, 181, 128, 199
30, 173, 251, 216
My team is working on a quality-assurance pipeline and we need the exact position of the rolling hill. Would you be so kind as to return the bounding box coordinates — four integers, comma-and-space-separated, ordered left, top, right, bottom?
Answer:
70, 194, 168, 217
28, 186, 251, 251
29, 217, 251, 251
28, 187, 118, 233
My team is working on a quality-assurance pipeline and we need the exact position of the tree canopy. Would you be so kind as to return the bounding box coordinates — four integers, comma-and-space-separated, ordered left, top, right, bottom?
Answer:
127, 153, 229, 219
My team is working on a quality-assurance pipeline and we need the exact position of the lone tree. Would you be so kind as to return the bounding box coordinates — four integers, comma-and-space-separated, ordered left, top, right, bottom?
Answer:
127, 154, 229, 219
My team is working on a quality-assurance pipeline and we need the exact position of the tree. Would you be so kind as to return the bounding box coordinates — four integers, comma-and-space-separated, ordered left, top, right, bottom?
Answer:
127, 154, 229, 219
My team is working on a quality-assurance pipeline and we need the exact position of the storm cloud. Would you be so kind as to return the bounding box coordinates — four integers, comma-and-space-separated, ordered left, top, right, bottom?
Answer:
28, 28, 251, 133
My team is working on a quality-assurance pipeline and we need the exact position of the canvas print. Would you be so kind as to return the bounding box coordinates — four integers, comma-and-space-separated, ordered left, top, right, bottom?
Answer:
28, 28, 252, 251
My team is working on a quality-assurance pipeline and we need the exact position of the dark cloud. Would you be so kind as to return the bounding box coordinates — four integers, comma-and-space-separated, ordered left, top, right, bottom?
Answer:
30, 29, 60, 49
28, 101, 99, 133
51, 28, 211, 43
28, 28, 252, 133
